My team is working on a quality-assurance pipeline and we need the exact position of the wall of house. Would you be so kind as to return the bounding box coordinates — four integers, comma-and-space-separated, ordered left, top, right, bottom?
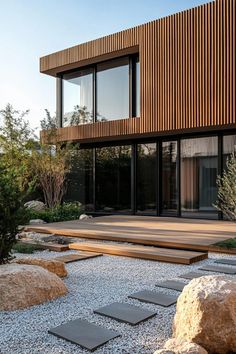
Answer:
40, 0, 236, 143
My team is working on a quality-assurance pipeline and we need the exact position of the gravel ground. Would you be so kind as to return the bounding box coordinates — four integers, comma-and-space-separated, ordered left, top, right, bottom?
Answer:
0, 249, 235, 354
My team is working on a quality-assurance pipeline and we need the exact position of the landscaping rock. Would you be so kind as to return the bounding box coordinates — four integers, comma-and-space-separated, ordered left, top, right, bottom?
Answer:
0, 264, 68, 311
154, 338, 208, 354
29, 219, 46, 224
79, 214, 92, 220
24, 200, 46, 211
173, 275, 236, 354
14, 258, 67, 277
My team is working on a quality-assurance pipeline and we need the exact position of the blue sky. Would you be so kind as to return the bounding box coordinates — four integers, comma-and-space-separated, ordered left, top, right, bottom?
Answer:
0, 0, 212, 134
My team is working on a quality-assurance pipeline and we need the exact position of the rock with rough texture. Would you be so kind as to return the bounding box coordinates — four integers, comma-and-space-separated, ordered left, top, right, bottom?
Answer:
14, 258, 67, 277
24, 200, 46, 211
29, 219, 46, 224
153, 338, 208, 354
79, 214, 92, 221
0, 264, 68, 311
173, 275, 236, 354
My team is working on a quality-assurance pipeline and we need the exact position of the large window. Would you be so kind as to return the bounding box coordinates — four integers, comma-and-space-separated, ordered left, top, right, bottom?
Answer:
61, 55, 139, 126
181, 137, 218, 219
136, 143, 156, 214
96, 145, 131, 212
65, 148, 94, 211
96, 57, 129, 121
63, 69, 93, 127
161, 141, 178, 214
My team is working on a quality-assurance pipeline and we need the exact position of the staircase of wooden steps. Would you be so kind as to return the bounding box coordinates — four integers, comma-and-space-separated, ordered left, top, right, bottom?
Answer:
69, 242, 208, 265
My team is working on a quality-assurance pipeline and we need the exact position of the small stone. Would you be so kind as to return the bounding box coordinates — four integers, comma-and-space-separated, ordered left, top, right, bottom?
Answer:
14, 258, 67, 277
79, 214, 92, 220
24, 200, 46, 211
29, 219, 46, 224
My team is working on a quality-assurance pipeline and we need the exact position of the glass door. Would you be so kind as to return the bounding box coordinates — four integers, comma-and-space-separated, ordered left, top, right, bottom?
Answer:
161, 141, 178, 215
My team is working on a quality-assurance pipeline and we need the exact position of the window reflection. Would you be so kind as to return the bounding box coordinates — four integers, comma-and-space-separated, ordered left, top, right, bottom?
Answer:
223, 135, 236, 168
136, 58, 140, 117
136, 143, 156, 214
181, 137, 218, 219
96, 145, 131, 212
96, 57, 129, 121
162, 141, 178, 214
65, 148, 94, 211
63, 69, 93, 127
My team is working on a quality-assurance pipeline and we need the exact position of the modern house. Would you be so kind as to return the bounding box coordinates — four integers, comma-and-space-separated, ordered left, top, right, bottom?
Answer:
40, 0, 236, 220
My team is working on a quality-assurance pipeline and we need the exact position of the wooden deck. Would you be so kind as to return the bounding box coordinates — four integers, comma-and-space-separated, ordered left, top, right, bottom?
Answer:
25, 215, 235, 252
69, 242, 207, 265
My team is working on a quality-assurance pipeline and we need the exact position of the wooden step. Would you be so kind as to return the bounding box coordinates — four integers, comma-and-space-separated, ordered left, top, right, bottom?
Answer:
69, 242, 207, 265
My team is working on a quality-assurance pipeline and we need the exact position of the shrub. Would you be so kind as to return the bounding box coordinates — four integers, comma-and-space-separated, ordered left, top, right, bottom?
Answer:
0, 166, 22, 264
214, 153, 236, 221
27, 202, 83, 223
12, 243, 41, 254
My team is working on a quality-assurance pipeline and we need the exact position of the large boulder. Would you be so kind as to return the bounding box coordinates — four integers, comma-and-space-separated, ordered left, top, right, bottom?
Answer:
0, 264, 68, 311
154, 338, 208, 354
173, 275, 236, 354
14, 258, 67, 277
24, 200, 46, 211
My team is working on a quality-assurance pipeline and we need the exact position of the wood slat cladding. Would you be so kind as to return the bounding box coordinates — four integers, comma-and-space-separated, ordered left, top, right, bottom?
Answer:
40, 0, 236, 144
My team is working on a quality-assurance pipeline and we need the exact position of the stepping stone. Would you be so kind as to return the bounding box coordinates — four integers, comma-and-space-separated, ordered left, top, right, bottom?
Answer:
179, 271, 206, 280
128, 290, 177, 307
199, 264, 236, 275
94, 302, 156, 326
48, 319, 120, 352
53, 252, 102, 263
155, 280, 187, 292
215, 258, 236, 266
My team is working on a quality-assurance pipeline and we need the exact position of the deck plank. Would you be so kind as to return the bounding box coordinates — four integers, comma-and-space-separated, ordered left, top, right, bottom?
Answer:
69, 242, 207, 264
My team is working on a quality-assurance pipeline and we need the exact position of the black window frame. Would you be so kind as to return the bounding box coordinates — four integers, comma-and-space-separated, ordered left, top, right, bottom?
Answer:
57, 54, 139, 128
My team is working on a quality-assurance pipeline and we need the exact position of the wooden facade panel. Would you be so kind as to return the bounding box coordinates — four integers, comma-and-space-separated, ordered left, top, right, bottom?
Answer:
40, 0, 236, 143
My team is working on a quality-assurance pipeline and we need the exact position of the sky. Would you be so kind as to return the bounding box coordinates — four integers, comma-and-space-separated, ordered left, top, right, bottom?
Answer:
0, 0, 212, 135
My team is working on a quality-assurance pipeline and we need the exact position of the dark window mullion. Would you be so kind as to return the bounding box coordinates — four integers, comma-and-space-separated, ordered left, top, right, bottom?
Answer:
129, 57, 133, 118
93, 65, 97, 123
56, 76, 63, 128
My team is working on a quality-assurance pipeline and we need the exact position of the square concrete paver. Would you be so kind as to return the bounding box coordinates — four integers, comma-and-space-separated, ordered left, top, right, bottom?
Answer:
94, 302, 156, 325
155, 280, 187, 292
53, 252, 102, 263
215, 258, 236, 266
179, 271, 206, 280
199, 264, 236, 274
128, 290, 178, 307
48, 319, 120, 352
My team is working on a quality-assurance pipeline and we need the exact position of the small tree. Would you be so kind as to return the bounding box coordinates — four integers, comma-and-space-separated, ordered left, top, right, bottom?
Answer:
214, 153, 236, 221
0, 104, 36, 195
0, 163, 22, 264
31, 110, 73, 208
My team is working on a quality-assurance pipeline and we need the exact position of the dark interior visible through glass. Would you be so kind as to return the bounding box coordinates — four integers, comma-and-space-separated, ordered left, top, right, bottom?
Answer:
63, 133, 236, 219
96, 145, 131, 212
65, 148, 94, 211
136, 143, 156, 214
161, 141, 178, 214
181, 137, 218, 219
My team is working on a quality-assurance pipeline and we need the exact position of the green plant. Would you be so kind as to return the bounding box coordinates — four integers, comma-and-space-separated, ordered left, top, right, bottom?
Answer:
214, 238, 236, 249
27, 202, 83, 223
12, 243, 41, 254
214, 153, 236, 221
0, 165, 22, 264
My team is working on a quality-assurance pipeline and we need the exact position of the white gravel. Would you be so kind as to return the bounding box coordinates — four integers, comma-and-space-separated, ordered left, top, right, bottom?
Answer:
0, 249, 235, 354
